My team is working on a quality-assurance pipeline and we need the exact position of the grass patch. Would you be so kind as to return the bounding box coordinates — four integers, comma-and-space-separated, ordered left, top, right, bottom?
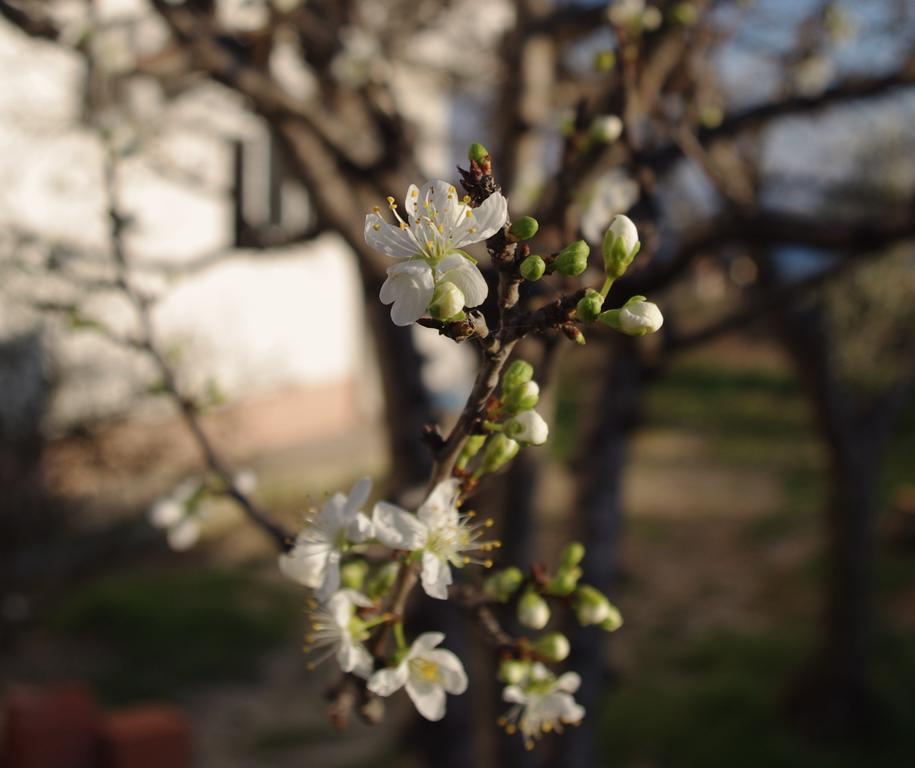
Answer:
601, 629, 915, 768
50, 564, 300, 703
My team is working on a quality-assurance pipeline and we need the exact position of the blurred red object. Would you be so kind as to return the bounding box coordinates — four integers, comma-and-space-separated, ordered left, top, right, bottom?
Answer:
95, 707, 191, 768
1, 683, 98, 768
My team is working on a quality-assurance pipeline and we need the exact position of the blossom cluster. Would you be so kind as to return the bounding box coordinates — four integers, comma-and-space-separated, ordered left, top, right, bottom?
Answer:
278, 476, 622, 738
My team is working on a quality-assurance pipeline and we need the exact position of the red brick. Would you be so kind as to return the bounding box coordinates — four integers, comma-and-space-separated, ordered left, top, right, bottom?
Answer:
1, 683, 97, 768
95, 706, 191, 768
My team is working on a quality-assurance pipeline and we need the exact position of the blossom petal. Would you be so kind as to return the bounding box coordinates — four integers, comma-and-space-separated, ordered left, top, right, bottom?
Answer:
410, 632, 445, 655
368, 662, 409, 696
379, 262, 435, 327
278, 543, 328, 589
452, 192, 508, 247
421, 552, 452, 600
166, 517, 200, 551
406, 678, 447, 721
426, 649, 468, 694
372, 502, 428, 550
347, 512, 374, 543
327, 590, 354, 628
315, 551, 341, 600
556, 692, 585, 723
437, 255, 488, 308
344, 476, 372, 516
503, 685, 526, 704
556, 671, 582, 694
404, 183, 421, 218
364, 212, 418, 259
416, 478, 461, 529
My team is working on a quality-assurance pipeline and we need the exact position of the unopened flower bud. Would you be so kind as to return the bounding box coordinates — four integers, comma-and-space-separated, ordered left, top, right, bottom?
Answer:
576, 289, 604, 323
499, 659, 530, 685
505, 410, 549, 445
600, 296, 663, 336
590, 115, 623, 144
457, 434, 487, 470
602, 214, 640, 278
520, 254, 546, 281
509, 216, 539, 241
594, 50, 616, 71
560, 541, 586, 569
341, 559, 369, 590
533, 632, 570, 662
480, 433, 520, 474
503, 380, 540, 413
518, 589, 550, 630
546, 566, 582, 596
502, 359, 534, 393
366, 561, 399, 599
484, 566, 524, 602
555, 240, 590, 277
468, 142, 490, 166
428, 281, 465, 321
574, 585, 612, 626
600, 603, 624, 632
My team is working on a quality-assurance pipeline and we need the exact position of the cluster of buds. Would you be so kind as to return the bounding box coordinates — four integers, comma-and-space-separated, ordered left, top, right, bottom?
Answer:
571, 214, 664, 337
482, 541, 621, 750
454, 359, 550, 483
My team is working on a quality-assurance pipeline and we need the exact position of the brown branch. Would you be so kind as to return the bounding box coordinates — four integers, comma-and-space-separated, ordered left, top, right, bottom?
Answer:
102, 150, 292, 552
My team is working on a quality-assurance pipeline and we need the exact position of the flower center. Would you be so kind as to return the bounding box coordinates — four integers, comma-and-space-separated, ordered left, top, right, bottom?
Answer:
410, 657, 442, 683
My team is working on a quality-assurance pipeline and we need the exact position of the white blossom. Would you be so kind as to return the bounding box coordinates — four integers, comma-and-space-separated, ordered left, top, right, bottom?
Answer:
148, 479, 203, 552
499, 663, 585, 750
372, 479, 497, 599
365, 180, 507, 325
279, 477, 374, 599
619, 300, 664, 335
304, 589, 374, 679
368, 632, 468, 721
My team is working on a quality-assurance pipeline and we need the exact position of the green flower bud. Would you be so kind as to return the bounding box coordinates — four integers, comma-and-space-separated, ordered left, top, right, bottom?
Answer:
480, 433, 520, 474
366, 561, 399, 599
484, 566, 524, 603
672, 2, 699, 25
518, 589, 550, 630
428, 281, 465, 321
468, 142, 490, 165
576, 289, 604, 323
602, 215, 640, 278
560, 541, 586, 569
555, 240, 590, 277
341, 559, 369, 590
503, 380, 540, 413
533, 632, 570, 662
700, 105, 723, 128
509, 216, 539, 241
600, 603, 624, 632
594, 49, 616, 72
457, 434, 487, 471
520, 254, 546, 281
574, 584, 613, 626
546, 566, 582, 596
499, 658, 530, 685
502, 359, 534, 393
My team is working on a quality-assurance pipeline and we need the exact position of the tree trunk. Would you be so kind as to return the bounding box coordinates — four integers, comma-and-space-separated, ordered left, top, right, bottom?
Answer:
552, 341, 642, 768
